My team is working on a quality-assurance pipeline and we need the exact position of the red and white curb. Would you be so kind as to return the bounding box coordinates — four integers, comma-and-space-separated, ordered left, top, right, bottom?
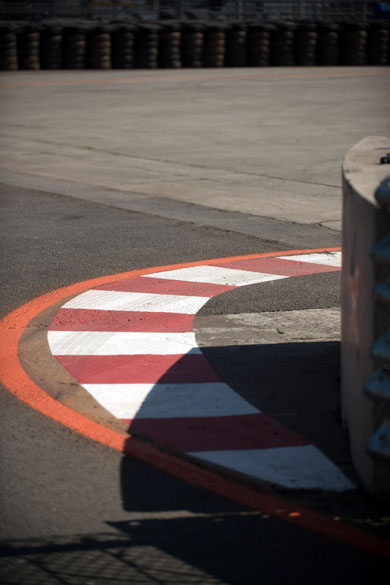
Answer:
48, 250, 354, 492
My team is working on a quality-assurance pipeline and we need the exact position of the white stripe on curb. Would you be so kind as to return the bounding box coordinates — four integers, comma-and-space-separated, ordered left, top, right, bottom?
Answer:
189, 445, 355, 491
83, 382, 260, 419
62, 289, 210, 314
48, 331, 201, 356
147, 266, 287, 286
278, 251, 342, 267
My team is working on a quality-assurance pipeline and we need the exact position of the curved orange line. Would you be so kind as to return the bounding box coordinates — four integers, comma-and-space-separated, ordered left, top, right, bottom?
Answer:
2, 247, 388, 557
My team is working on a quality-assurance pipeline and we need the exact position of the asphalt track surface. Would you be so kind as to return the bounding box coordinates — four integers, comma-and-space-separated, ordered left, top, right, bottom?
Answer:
1, 68, 390, 584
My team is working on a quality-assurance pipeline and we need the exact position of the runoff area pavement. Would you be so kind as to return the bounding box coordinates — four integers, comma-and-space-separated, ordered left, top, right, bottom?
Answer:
0, 68, 390, 584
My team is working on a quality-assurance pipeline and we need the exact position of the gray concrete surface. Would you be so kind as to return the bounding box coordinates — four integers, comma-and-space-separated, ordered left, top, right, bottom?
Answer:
0, 67, 389, 233
197, 307, 341, 347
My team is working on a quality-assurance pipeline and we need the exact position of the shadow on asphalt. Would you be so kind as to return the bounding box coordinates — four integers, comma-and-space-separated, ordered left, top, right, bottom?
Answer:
0, 506, 388, 585
199, 340, 351, 468
1, 342, 389, 584
123, 339, 353, 478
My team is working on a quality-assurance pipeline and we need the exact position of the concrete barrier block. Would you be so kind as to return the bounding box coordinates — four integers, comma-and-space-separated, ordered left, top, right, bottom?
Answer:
341, 135, 390, 500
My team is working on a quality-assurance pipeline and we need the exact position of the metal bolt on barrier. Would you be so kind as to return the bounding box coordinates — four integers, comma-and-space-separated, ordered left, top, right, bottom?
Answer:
365, 368, 390, 403
365, 176, 390, 463
375, 176, 390, 205
373, 281, 390, 303
371, 233, 390, 264
366, 421, 390, 461
371, 330, 390, 365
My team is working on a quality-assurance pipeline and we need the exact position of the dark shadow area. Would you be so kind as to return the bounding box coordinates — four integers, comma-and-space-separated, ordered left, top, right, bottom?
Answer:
2, 318, 390, 585
190, 271, 351, 472
121, 340, 353, 482
199, 340, 351, 471
105, 338, 389, 584
0, 510, 388, 585
117, 451, 389, 584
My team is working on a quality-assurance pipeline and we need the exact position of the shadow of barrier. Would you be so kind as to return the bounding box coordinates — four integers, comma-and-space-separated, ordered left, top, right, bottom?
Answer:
120, 340, 356, 502
2, 339, 390, 583
1, 333, 388, 584
1, 508, 388, 585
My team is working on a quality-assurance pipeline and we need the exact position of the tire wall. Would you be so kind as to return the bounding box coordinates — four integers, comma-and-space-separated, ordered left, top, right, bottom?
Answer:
0, 20, 389, 70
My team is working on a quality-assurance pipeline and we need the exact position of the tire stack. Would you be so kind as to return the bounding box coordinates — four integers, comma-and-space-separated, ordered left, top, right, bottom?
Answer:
367, 22, 389, 65
181, 22, 204, 68
18, 25, 40, 70
40, 24, 63, 69
63, 25, 88, 69
203, 24, 226, 67
225, 22, 247, 67
159, 22, 182, 68
247, 23, 274, 66
87, 26, 112, 69
111, 24, 136, 69
295, 22, 318, 66
271, 22, 296, 66
317, 23, 340, 66
0, 24, 18, 70
340, 23, 368, 65
134, 23, 160, 69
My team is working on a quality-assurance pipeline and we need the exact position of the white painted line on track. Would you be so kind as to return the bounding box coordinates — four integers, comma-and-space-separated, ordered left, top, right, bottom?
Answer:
83, 382, 260, 419
48, 331, 201, 356
63, 289, 209, 314
147, 265, 287, 286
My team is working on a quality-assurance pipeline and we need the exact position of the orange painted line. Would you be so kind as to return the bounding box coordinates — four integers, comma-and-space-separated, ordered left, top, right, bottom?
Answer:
0, 69, 387, 88
1, 247, 388, 557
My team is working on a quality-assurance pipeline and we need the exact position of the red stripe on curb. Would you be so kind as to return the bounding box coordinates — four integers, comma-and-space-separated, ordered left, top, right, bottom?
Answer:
55, 353, 222, 384
212, 257, 341, 276
124, 414, 311, 452
95, 276, 235, 296
50, 309, 195, 332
